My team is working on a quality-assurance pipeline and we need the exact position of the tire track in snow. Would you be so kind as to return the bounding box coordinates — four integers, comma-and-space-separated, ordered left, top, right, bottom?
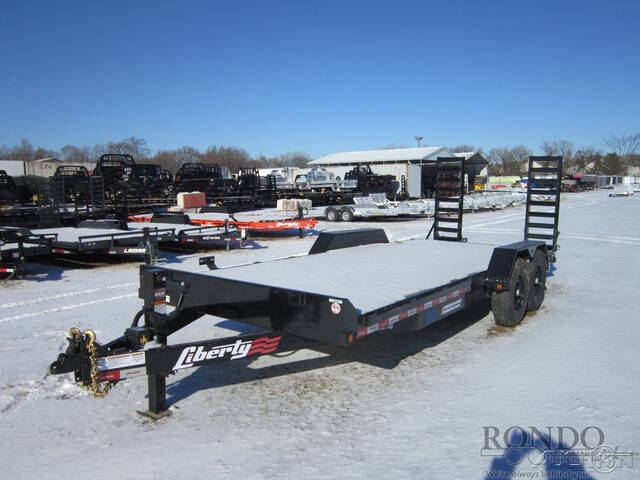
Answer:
0, 283, 136, 310
0, 294, 138, 323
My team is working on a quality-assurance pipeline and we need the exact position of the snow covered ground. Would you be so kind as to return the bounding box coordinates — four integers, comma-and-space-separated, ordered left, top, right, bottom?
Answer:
0, 191, 638, 479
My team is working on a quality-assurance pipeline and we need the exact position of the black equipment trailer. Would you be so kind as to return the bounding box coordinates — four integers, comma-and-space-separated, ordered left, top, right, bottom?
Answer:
49, 156, 563, 416
32, 220, 174, 263
145, 213, 244, 250
0, 227, 56, 280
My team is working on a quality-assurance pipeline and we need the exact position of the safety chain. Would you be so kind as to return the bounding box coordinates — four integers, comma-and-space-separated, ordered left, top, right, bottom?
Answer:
69, 327, 113, 399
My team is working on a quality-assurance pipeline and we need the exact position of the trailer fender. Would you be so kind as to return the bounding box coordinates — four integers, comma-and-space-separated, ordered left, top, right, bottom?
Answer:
485, 240, 547, 287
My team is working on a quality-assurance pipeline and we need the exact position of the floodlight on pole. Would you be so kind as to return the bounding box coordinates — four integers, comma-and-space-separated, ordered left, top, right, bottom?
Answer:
415, 136, 423, 147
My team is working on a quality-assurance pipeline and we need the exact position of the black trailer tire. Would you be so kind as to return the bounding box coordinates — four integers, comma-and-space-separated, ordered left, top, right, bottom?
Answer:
340, 207, 354, 222
492, 257, 532, 327
325, 207, 338, 222
528, 250, 548, 311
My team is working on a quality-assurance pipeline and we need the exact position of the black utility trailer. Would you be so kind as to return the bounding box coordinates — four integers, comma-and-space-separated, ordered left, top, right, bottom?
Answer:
34, 220, 174, 261
0, 227, 56, 280
146, 213, 244, 251
49, 156, 562, 416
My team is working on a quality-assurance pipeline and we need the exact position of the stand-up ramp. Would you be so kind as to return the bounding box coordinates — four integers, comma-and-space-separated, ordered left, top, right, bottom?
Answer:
432, 157, 466, 242
524, 156, 562, 261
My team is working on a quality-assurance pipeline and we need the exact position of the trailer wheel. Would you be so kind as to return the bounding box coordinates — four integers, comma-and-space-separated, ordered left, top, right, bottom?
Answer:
527, 250, 548, 311
325, 207, 338, 222
492, 257, 532, 327
340, 207, 354, 222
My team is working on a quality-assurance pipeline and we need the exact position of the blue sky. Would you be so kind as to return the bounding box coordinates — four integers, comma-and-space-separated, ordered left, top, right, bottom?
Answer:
1, 0, 638, 158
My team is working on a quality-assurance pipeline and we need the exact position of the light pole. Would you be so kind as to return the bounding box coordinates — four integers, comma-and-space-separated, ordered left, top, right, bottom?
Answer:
415, 136, 423, 147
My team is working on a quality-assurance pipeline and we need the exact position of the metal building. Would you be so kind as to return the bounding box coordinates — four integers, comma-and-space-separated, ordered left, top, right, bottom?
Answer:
0, 159, 26, 176
309, 146, 487, 198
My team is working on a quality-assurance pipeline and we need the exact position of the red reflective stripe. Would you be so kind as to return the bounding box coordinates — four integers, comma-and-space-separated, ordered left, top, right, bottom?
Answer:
98, 370, 120, 382
356, 327, 368, 338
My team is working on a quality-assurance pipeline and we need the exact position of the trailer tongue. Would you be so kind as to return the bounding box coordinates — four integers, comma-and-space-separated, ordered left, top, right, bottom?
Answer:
49, 156, 562, 416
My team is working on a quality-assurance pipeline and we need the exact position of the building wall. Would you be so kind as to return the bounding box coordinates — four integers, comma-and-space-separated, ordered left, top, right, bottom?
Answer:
25, 161, 95, 177
25, 160, 63, 176
0, 160, 26, 176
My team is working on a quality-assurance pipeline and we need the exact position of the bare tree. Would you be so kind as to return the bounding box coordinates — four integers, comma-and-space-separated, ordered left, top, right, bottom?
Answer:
0, 145, 11, 159
1, 136, 313, 174
33, 147, 60, 159
0, 139, 57, 161
487, 146, 531, 176
603, 132, 640, 159
540, 139, 574, 173
253, 155, 278, 168
103, 136, 151, 160
451, 145, 483, 154
278, 151, 312, 168
61, 145, 93, 163
151, 146, 201, 173
9, 139, 35, 161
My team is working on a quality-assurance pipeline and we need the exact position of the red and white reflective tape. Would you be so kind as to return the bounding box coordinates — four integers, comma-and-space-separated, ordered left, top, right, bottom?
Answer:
53, 248, 72, 254
0, 267, 15, 273
356, 284, 471, 339
98, 367, 147, 382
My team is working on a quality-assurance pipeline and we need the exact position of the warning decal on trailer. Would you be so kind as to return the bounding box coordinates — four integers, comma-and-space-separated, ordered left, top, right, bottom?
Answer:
97, 351, 146, 371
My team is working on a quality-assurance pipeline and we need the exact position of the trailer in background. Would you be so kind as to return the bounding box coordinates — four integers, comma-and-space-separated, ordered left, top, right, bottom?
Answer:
0, 227, 56, 280
324, 193, 428, 222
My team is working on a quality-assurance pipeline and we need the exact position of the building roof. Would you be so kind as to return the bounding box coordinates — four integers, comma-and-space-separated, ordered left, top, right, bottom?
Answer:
454, 151, 488, 167
453, 151, 476, 159
310, 146, 453, 165
33, 157, 63, 163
